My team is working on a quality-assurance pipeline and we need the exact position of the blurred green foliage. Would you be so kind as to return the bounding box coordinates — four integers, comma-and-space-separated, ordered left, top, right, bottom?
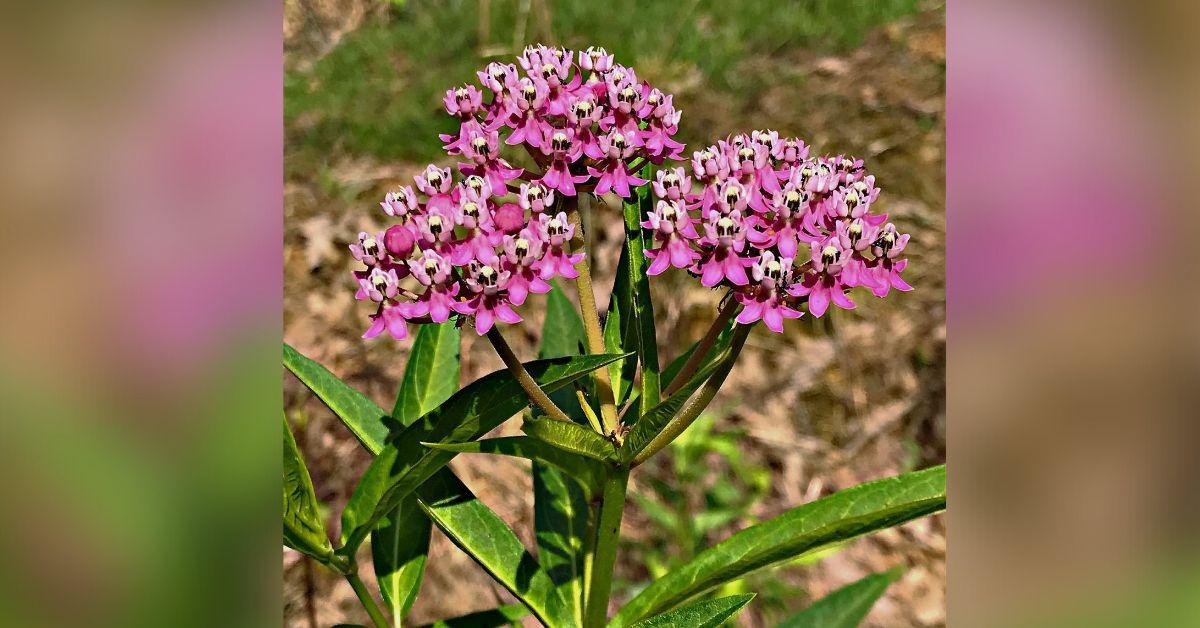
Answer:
619, 412, 816, 621
285, 0, 920, 172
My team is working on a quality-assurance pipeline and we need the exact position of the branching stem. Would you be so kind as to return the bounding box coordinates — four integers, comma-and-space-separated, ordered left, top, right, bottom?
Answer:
486, 327, 571, 421
662, 294, 738, 397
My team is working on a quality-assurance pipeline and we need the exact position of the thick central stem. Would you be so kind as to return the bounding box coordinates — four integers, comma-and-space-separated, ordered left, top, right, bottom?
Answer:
568, 197, 621, 435
346, 572, 389, 628
584, 467, 629, 627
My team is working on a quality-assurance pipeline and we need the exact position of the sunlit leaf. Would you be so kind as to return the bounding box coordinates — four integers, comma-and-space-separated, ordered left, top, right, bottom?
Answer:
523, 416, 619, 462
340, 353, 628, 553
620, 358, 725, 463
423, 437, 604, 497
625, 594, 755, 628
284, 343, 390, 452
622, 171, 661, 414
777, 567, 903, 628
417, 469, 572, 628
610, 465, 946, 626
375, 322, 460, 624
604, 244, 639, 405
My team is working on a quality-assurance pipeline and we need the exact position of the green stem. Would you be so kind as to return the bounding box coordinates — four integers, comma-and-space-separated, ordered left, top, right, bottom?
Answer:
486, 327, 571, 421
584, 468, 630, 627
569, 199, 621, 435
662, 294, 738, 398
346, 571, 390, 628
631, 324, 752, 467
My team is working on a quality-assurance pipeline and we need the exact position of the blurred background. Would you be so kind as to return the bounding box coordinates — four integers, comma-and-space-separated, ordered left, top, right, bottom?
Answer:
283, 0, 945, 626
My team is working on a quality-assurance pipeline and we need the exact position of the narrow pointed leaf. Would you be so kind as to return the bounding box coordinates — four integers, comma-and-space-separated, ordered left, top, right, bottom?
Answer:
420, 604, 528, 627
777, 568, 903, 628
375, 323, 461, 624
621, 357, 725, 463
623, 170, 661, 413
537, 284, 591, 626
604, 244, 639, 405
392, 321, 460, 421
423, 437, 605, 497
626, 594, 756, 628
283, 417, 334, 564
340, 353, 628, 553
523, 416, 619, 462
609, 465, 946, 626
417, 469, 571, 628
284, 342, 390, 452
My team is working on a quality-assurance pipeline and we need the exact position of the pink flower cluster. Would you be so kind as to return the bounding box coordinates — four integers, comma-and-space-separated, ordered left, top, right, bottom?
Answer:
351, 167, 582, 338
350, 45, 684, 341
642, 131, 912, 332
443, 44, 684, 198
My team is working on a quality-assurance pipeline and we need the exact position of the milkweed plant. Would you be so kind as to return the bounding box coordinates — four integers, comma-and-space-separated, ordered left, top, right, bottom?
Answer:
284, 44, 945, 628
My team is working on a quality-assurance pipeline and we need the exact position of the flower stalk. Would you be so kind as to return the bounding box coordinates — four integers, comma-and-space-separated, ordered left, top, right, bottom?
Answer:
662, 293, 738, 398
345, 572, 390, 628
631, 323, 752, 467
569, 198, 621, 435
485, 327, 571, 422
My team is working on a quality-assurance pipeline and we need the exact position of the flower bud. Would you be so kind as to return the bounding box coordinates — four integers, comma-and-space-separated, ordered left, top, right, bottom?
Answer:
492, 202, 525, 234
383, 224, 415, 258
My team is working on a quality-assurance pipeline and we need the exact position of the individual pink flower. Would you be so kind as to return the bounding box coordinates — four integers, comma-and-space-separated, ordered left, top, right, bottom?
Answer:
519, 182, 556, 214
455, 260, 522, 335
735, 251, 803, 332
402, 250, 460, 323
535, 211, 584, 279
540, 129, 589, 196
772, 136, 809, 168
459, 126, 524, 194
380, 185, 418, 219
363, 302, 408, 341
652, 167, 690, 201
501, 229, 552, 305
588, 129, 645, 198
503, 76, 550, 148
579, 46, 614, 74
790, 239, 856, 317
695, 212, 751, 287
349, 230, 386, 267
747, 185, 809, 258
867, 223, 912, 297
643, 200, 700, 275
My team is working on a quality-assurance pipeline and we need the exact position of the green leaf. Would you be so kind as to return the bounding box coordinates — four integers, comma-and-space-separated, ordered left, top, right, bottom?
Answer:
423, 437, 605, 497
609, 465, 946, 626
626, 594, 756, 628
375, 323, 461, 625
523, 416, 619, 462
536, 284, 592, 626
604, 244, 639, 405
372, 498, 429, 623
392, 321, 460, 422
340, 353, 628, 553
417, 469, 571, 628
777, 568, 903, 628
623, 169, 661, 414
283, 342, 391, 453
419, 604, 528, 627
620, 358, 725, 463
283, 417, 335, 564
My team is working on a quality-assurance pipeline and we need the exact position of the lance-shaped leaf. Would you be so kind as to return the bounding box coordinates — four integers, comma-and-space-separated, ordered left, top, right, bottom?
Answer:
424, 437, 605, 497
537, 283, 593, 626
609, 465, 946, 626
604, 244, 639, 405
417, 469, 571, 628
622, 172, 661, 414
626, 594, 756, 628
523, 416, 619, 462
419, 604, 528, 627
283, 342, 390, 453
283, 417, 335, 565
620, 357, 725, 463
777, 567, 902, 628
340, 352, 628, 553
375, 323, 461, 625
